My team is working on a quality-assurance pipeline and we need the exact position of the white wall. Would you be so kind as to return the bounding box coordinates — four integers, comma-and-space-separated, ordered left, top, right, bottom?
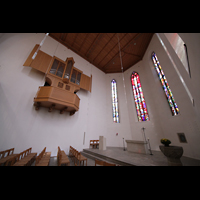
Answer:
121, 33, 200, 159
0, 33, 107, 156
105, 73, 132, 147
1, 33, 200, 160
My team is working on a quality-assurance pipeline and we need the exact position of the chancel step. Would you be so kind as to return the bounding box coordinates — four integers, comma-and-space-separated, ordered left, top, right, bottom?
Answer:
81, 149, 134, 166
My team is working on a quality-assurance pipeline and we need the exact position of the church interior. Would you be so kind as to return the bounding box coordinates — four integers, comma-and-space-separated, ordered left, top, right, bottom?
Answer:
0, 33, 200, 166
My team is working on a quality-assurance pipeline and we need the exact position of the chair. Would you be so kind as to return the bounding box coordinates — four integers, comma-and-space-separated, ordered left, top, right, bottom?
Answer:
104, 161, 116, 166
90, 140, 94, 148
57, 146, 70, 166
94, 159, 116, 166
0, 148, 18, 166
95, 159, 105, 166
77, 152, 87, 166
35, 147, 51, 166
12, 148, 37, 166
96, 140, 99, 148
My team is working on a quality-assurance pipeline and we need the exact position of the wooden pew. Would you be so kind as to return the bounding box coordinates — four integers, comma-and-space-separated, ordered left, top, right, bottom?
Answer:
90, 140, 94, 148
95, 159, 105, 166
90, 140, 99, 149
0, 148, 18, 166
69, 146, 75, 163
77, 152, 87, 166
94, 140, 99, 149
35, 147, 51, 166
69, 146, 87, 166
11, 148, 37, 166
104, 162, 116, 166
57, 146, 70, 166
95, 159, 116, 166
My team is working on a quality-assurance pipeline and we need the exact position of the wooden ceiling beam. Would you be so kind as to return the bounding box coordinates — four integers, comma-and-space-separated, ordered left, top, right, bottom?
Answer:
79, 33, 90, 51
49, 33, 154, 74
71, 33, 79, 47
121, 50, 142, 58
97, 33, 128, 66
102, 33, 141, 70
60, 33, 68, 41
85, 33, 101, 57
49, 34, 105, 73
93, 33, 116, 62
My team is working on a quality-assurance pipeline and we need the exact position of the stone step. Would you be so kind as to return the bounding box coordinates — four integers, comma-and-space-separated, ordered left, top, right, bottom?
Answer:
81, 151, 116, 164
81, 149, 134, 166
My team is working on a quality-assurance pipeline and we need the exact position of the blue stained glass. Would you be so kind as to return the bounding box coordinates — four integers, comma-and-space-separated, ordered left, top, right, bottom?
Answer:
111, 79, 120, 123
152, 52, 180, 116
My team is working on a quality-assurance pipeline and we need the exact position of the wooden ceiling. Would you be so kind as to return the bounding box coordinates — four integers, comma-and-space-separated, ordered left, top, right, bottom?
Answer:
49, 33, 154, 74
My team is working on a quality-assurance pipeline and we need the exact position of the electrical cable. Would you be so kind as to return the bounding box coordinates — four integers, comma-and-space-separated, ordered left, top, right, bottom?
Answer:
117, 33, 128, 106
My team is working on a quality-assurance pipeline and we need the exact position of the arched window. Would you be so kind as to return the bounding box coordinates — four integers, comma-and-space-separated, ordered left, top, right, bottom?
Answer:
111, 79, 119, 123
131, 72, 150, 122
152, 52, 179, 116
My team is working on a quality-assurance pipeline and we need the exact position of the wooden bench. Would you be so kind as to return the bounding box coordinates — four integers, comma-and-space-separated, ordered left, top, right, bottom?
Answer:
95, 159, 116, 166
77, 152, 87, 166
69, 146, 87, 166
57, 146, 70, 166
0, 148, 18, 166
35, 147, 51, 166
69, 146, 76, 163
90, 140, 99, 149
11, 148, 37, 166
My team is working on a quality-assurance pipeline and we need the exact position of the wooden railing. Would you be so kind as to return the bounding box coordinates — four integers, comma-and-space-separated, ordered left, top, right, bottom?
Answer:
34, 86, 80, 111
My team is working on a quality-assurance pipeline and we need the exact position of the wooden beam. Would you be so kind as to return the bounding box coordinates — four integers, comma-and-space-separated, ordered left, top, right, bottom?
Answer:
97, 33, 128, 66
85, 33, 101, 57
60, 33, 68, 41
102, 33, 141, 70
71, 33, 79, 47
92, 33, 116, 62
49, 34, 105, 74
121, 50, 142, 58
79, 33, 90, 51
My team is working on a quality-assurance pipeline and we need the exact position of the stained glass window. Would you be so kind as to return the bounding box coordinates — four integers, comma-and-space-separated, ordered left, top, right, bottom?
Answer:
152, 52, 180, 116
131, 72, 149, 122
111, 79, 119, 123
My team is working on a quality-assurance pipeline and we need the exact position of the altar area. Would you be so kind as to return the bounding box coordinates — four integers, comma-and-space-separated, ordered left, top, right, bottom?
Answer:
125, 140, 148, 154
81, 147, 200, 166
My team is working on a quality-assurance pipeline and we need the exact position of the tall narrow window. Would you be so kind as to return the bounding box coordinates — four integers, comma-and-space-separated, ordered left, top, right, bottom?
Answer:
111, 79, 119, 123
152, 52, 180, 116
131, 72, 149, 122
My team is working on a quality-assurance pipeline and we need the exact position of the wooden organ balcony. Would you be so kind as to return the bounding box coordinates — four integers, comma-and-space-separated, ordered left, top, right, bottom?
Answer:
34, 86, 80, 115
23, 44, 92, 115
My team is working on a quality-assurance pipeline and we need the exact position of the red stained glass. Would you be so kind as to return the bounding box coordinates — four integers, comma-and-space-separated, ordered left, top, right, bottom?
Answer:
131, 72, 150, 122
